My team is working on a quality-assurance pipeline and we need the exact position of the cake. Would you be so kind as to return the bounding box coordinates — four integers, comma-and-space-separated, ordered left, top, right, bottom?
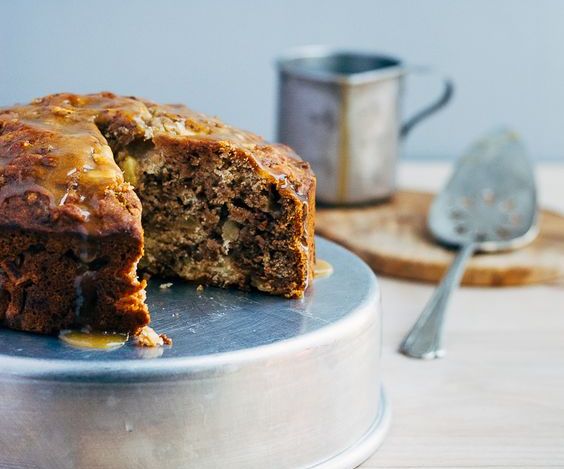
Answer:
0, 92, 315, 335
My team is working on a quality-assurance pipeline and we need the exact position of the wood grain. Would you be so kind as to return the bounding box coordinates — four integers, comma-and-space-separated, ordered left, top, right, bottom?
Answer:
317, 191, 564, 286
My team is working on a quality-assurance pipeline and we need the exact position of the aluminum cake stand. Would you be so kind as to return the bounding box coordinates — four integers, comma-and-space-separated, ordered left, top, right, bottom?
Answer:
0, 237, 390, 469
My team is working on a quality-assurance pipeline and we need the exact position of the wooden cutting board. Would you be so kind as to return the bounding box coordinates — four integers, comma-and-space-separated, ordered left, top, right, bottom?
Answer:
316, 191, 564, 286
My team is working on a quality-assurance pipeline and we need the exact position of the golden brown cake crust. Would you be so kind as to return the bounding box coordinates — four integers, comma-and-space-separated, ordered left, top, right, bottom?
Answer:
0, 92, 316, 334
0, 92, 314, 237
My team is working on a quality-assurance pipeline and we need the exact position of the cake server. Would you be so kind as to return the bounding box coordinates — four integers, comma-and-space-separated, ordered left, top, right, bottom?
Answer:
400, 129, 538, 359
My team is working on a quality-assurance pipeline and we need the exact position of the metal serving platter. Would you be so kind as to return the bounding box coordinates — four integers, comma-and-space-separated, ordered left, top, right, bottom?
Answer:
0, 237, 389, 469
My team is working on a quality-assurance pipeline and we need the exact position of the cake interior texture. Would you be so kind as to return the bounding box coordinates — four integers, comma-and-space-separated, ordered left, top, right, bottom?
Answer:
120, 140, 310, 294
0, 93, 315, 334
0, 228, 147, 334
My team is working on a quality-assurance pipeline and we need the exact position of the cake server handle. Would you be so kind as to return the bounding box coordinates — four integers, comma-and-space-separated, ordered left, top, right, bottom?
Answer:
399, 242, 476, 359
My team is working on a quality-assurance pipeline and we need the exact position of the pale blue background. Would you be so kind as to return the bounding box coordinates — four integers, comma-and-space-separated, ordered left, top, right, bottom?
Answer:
1, 0, 563, 160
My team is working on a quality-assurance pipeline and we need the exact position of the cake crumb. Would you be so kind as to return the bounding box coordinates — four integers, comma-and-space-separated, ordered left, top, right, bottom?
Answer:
159, 282, 173, 290
160, 333, 173, 346
196, 284, 205, 292
134, 326, 171, 347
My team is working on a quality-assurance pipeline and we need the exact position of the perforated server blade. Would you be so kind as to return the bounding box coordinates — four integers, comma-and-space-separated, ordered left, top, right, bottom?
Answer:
429, 129, 537, 251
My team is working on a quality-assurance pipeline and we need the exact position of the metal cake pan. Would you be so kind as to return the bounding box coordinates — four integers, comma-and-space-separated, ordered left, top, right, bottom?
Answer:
0, 237, 389, 469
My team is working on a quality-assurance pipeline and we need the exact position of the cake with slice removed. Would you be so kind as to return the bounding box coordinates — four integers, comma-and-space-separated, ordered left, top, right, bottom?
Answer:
0, 92, 315, 335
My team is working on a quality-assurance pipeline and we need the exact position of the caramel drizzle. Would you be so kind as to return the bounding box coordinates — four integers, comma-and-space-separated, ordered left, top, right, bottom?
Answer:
314, 259, 334, 278
0, 93, 312, 236
59, 329, 129, 351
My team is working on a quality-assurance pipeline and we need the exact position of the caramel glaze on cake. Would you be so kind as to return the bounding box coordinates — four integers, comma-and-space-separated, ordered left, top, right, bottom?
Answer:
0, 92, 315, 335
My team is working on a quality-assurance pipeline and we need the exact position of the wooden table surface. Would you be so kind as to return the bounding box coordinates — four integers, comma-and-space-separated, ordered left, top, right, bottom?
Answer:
361, 162, 564, 468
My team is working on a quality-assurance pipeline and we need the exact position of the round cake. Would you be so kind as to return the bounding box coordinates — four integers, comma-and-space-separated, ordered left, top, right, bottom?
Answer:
0, 92, 316, 335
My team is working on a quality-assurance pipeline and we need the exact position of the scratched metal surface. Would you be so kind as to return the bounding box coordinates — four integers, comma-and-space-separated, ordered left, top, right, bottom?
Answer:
0, 237, 377, 376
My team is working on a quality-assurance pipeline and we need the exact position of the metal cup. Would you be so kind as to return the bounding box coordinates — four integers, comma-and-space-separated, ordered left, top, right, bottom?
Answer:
276, 47, 453, 204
